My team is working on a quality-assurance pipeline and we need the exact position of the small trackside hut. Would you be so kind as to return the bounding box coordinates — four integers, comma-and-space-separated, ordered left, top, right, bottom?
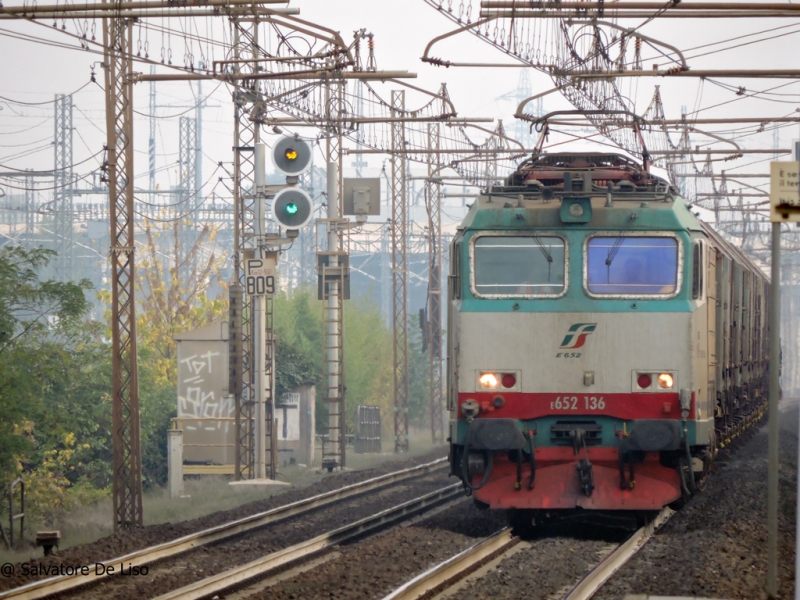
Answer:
447, 153, 769, 524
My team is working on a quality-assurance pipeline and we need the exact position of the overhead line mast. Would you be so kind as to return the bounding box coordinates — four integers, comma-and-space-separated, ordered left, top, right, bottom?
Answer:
101, 10, 142, 529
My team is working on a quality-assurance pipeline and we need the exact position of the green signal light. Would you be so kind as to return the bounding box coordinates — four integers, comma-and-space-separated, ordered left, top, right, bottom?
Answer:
286, 203, 299, 215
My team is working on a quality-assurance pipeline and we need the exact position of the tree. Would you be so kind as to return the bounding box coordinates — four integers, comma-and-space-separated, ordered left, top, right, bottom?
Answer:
0, 246, 92, 481
273, 288, 395, 434
343, 294, 394, 429
134, 222, 229, 387
407, 318, 431, 428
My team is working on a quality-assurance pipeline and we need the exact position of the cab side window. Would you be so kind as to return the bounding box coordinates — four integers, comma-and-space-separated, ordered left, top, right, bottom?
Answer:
450, 239, 462, 300
692, 241, 704, 300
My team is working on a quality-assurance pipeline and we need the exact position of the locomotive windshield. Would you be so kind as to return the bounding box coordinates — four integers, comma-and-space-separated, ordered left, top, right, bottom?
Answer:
586, 236, 678, 296
473, 235, 566, 297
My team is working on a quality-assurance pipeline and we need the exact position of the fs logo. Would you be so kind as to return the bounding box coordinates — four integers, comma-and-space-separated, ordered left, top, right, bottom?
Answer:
559, 323, 597, 349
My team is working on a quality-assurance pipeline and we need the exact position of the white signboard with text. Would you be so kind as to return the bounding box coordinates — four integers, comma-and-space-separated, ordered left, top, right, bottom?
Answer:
244, 253, 277, 296
770, 161, 800, 223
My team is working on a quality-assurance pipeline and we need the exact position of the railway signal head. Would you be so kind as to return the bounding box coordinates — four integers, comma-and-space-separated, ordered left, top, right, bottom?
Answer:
273, 187, 314, 230
272, 136, 312, 176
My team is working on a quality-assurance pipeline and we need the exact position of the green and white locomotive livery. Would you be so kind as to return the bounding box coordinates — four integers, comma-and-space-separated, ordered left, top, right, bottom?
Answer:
447, 152, 769, 517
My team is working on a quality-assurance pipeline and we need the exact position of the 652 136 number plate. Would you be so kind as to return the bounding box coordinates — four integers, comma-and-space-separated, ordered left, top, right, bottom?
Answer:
550, 396, 606, 411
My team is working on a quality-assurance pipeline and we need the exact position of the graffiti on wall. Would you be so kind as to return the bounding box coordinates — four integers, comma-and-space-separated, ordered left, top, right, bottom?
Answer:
177, 345, 233, 433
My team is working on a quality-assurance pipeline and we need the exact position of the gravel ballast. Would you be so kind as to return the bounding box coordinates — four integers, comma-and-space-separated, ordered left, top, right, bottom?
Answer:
69, 474, 451, 600
0, 449, 447, 593
593, 402, 797, 600
248, 500, 509, 600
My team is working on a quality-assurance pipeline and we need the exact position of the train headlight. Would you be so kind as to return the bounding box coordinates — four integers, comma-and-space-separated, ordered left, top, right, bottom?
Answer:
658, 373, 674, 389
478, 372, 499, 389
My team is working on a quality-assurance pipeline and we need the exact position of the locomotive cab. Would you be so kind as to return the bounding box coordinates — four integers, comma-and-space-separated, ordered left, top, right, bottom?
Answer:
447, 153, 769, 518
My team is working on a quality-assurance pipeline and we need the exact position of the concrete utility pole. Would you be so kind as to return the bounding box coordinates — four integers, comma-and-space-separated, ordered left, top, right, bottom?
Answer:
767, 139, 799, 599
320, 80, 347, 471
352, 79, 367, 178
767, 206, 780, 600
323, 160, 342, 469
196, 79, 203, 210
796, 138, 800, 600
148, 66, 156, 201
426, 123, 444, 445
253, 142, 269, 480
295, 165, 316, 289
380, 221, 391, 326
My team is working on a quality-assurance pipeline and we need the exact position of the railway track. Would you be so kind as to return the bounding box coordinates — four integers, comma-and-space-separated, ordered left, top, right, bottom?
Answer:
0, 458, 448, 600
382, 527, 522, 600
155, 484, 462, 600
381, 508, 674, 600
558, 509, 673, 600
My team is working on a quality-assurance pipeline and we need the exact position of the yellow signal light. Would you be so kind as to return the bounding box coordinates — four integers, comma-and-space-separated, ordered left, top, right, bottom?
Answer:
285, 148, 298, 161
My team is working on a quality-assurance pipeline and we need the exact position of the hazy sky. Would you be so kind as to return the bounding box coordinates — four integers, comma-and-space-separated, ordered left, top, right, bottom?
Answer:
0, 0, 798, 214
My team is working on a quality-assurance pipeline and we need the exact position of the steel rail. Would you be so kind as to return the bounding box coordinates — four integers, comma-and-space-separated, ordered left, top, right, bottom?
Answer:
153, 484, 463, 600
561, 508, 674, 600
381, 528, 519, 600
382, 506, 674, 600
0, 458, 447, 600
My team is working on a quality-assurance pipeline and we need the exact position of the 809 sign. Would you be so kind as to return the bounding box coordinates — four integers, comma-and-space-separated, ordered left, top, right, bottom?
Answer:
244, 257, 277, 297
246, 274, 275, 296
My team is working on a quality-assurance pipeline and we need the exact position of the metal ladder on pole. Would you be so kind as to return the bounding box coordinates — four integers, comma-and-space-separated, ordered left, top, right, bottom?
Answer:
265, 293, 277, 478
319, 249, 347, 471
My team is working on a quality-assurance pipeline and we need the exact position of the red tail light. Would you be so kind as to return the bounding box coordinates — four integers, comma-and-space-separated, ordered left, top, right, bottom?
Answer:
637, 374, 652, 389
501, 373, 517, 388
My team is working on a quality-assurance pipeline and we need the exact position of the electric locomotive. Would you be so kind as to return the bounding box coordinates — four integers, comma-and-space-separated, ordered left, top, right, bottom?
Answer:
447, 152, 769, 521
